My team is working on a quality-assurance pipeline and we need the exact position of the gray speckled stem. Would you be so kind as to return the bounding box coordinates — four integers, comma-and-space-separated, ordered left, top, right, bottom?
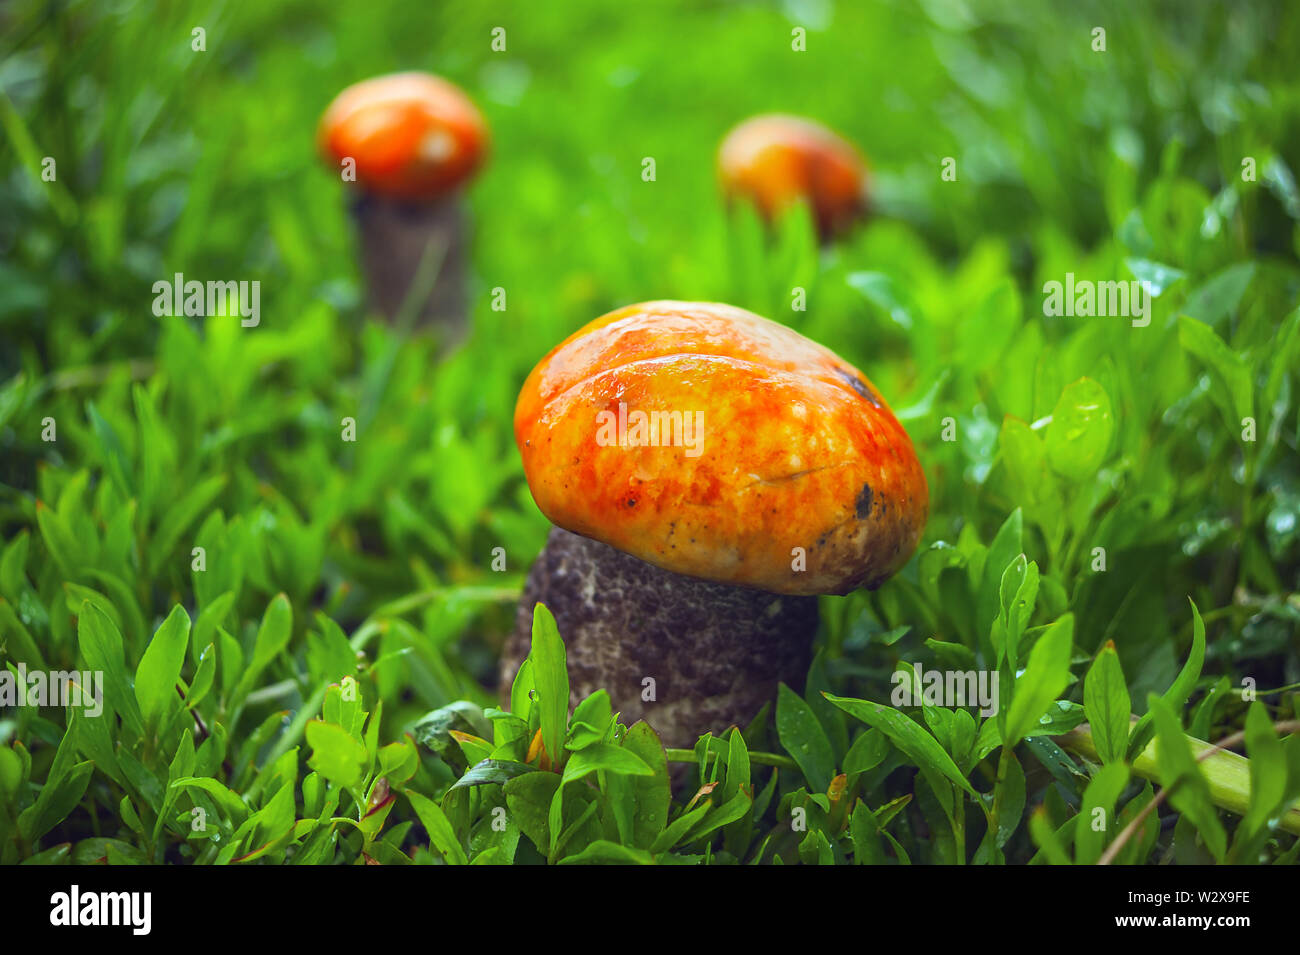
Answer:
350, 192, 468, 344
503, 527, 818, 749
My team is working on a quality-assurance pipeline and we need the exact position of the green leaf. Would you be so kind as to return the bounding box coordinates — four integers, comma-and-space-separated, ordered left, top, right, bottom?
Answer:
245, 780, 296, 858
557, 840, 654, 865
0, 746, 23, 803
85, 401, 133, 499
619, 721, 670, 850
451, 732, 493, 766
19, 720, 94, 843
1074, 762, 1130, 864
509, 658, 535, 724
187, 644, 216, 710
1183, 262, 1255, 327
1240, 702, 1287, 839
725, 726, 751, 795
567, 689, 615, 750
322, 678, 365, 740
250, 592, 293, 675
503, 771, 560, 853
561, 743, 652, 783
405, 789, 468, 865
449, 759, 537, 790
798, 829, 836, 865
978, 509, 1023, 642
378, 739, 419, 787
1148, 695, 1226, 861
994, 750, 1026, 849
305, 721, 367, 789
134, 604, 191, 732
999, 417, 1059, 516
849, 800, 886, 864
0, 598, 45, 671
528, 603, 569, 770
804, 651, 849, 757
1003, 613, 1075, 746
997, 555, 1038, 669
1178, 315, 1253, 428
974, 718, 1003, 763
147, 473, 229, 576
843, 729, 889, 775
70, 838, 146, 866
77, 602, 144, 739
975, 701, 1083, 757
231, 593, 293, 709
1028, 806, 1073, 865
414, 701, 493, 771
650, 801, 712, 854
1124, 257, 1186, 295
35, 500, 81, 578
847, 271, 917, 330
1045, 378, 1114, 482
691, 789, 753, 841
1114, 782, 1160, 865
1128, 598, 1206, 760
1083, 641, 1131, 764
825, 694, 977, 796
776, 683, 836, 794
170, 776, 248, 825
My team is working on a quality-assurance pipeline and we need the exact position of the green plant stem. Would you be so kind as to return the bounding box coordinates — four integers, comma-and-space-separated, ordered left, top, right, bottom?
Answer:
372, 585, 522, 619
245, 620, 390, 805
987, 744, 1013, 848
1059, 720, 1300, 838
1095, 719, 1300, 865
665, 748, 798, 771
951, 794, 966, 864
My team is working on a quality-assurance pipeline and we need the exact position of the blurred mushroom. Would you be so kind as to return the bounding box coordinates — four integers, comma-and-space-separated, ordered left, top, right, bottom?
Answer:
319, 72, 488, 342
718, 114, 869, 242
503, 300, 927, 747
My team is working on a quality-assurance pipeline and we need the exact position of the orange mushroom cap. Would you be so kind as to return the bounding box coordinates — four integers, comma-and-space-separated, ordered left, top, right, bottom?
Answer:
318, 72, 488, 200
718, 114, 868, 240
515, 301, 928, 596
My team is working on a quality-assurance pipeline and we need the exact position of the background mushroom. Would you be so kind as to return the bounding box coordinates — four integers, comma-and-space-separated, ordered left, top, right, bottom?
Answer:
319, 71, 488, 342
718, 114, 869, 243
503, 300, 928, 747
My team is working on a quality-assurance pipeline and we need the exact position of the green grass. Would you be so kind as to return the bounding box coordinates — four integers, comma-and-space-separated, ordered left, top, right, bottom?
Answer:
1, 0, 1299, 865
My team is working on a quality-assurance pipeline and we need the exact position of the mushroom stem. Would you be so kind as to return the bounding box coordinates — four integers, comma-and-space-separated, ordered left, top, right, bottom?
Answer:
350, 192, 469, 345
503, 527, 819, 749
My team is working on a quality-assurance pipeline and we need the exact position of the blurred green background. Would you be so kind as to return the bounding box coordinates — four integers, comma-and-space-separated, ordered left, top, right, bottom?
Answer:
1, 0, 1299, 862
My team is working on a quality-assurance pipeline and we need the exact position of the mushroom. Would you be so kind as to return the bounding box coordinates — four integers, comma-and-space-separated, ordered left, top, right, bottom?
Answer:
503, 300, 927, 748
319, 72, 489, 341
718, 114, 869, 243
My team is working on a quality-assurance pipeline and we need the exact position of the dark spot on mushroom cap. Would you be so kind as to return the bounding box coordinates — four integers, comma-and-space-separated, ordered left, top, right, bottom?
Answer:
855, 483, 874, 519
834, 366, 881, 407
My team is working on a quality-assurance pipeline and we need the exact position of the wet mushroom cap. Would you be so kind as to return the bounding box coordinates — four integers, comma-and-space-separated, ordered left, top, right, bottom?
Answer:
318, 72, 488, 200
514, 301, 928, 596
718, 114, 868, 239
